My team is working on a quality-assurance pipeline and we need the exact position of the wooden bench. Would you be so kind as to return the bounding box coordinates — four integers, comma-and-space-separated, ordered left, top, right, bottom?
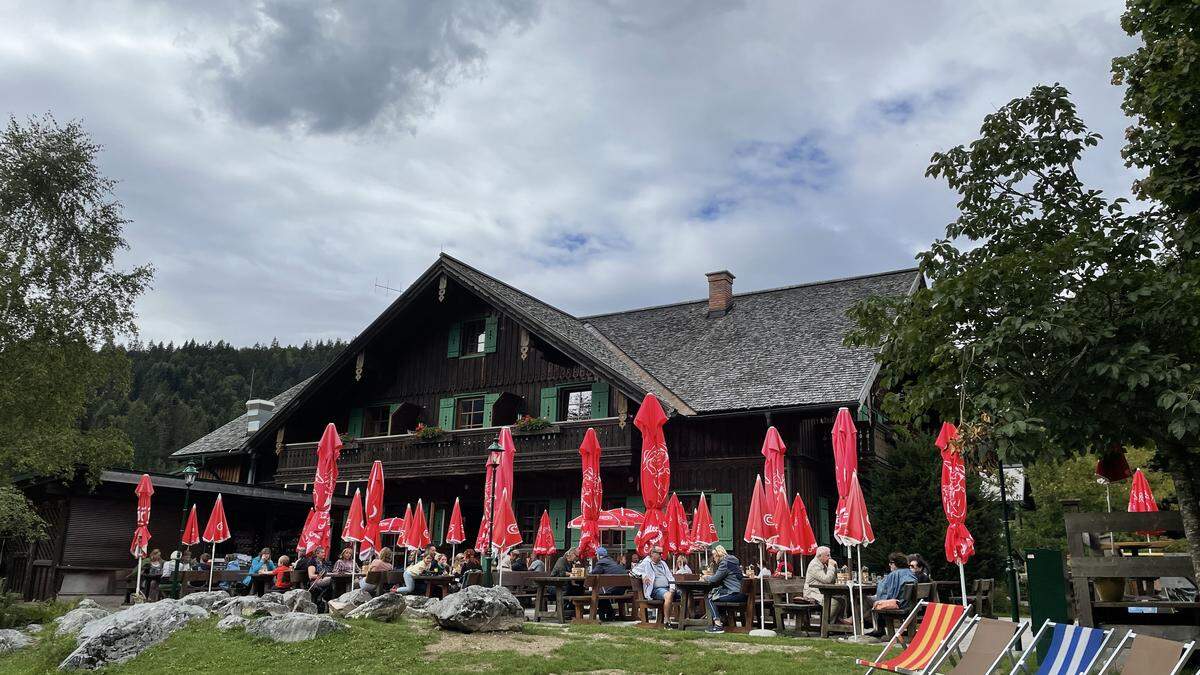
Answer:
565, 574, 636, 623
965, 578, 995, 618
176, 570, 246, 596
871, 581, 918, 638
768, 577, 820, 636
711, 578, 758, 633
632, 578, 678, 628
496, 570, 539, 606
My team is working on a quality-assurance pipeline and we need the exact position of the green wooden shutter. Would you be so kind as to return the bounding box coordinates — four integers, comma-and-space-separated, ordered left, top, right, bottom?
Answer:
446, 322, 461, 358
483, 315, 498, 353
386, 403, 400, 435
712, 492, 734, 551
818, 496, 831, 546
347, 408, 364, 437
539, 387, 558, 421
590, 381, 610, 418
433, 506, 446, 545
548, 498, 567, 549
438, 398, 456, 429
482, 393, 500, 427
568, 501, 582, 547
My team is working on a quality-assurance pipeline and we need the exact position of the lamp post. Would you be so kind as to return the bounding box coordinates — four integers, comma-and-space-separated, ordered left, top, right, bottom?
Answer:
997, 464, 1021, 624
484, 440, 503, 586
171, 461, 199, 599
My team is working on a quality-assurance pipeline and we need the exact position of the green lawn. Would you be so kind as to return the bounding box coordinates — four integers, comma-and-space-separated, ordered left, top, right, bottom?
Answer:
1, 617, 885, 674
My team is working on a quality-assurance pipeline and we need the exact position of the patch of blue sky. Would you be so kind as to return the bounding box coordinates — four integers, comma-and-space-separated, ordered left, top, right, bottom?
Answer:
877, 97, 915, 124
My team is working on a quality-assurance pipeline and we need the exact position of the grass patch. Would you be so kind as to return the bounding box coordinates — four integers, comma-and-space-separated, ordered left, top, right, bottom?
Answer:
1, 615, 884, 674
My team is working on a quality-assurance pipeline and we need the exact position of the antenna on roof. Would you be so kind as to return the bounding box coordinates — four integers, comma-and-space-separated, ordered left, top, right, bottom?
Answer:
374, 277, 402, 295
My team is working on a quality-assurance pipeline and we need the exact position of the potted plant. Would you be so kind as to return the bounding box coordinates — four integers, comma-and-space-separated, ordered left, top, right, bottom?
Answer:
338, 432, 359, 450
413, 423, 447, 442
512, 414, 555, 434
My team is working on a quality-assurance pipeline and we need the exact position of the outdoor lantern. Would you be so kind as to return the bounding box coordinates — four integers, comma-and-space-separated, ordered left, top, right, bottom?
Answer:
182, 461, 199, 487
487, 440, 503, 465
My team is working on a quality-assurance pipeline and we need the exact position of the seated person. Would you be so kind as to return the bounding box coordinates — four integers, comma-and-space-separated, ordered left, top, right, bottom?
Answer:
548, 548, 584, 600
331, 547, 358, 576
360, 547, 394, 594
423, 545, 444, 574
673, 555, 692, 575
245, 548, 276, 596
273, 555, 293, 591
510, 550, 529, 572
865, 551, 917, 638
633, 546, 676, 623
300, 546, 333, 609
702, 545, 745, 634
189, 552, 210, 588
527, 554, 546, 573
589, 546, 628, 619
804, 546, 847, 624
221, 551, 244, 593
457, 549, 483, 588
907, 554, 931, 584
160, 550, 192, 595
397, 554, 432, 594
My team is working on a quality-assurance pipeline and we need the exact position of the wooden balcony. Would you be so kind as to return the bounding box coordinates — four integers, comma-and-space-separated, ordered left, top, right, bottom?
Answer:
272, 417, 633, 485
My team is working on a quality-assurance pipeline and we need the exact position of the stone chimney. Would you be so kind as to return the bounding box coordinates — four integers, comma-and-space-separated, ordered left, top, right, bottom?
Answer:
706, 270, 735, 317
246, 399, 276, 433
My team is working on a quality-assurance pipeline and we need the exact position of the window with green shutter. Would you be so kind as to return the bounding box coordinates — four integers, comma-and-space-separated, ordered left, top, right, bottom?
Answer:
625, 494, 646, 512
437, 398, 455, 429
539, 381, 611, 421
482, 393, 501, 427
448, 314, 498, 359
484, 315, 498, 352
711, 492, 734, 551
446, 323, 461, 358
548, 498, 567, 549
591, 381, 610, 417
347, 407, 364, 437
432, 506, 446, 545
540, 387, 558, 420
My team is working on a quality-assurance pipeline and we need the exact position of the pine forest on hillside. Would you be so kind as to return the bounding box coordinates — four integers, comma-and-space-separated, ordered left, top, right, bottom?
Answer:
94, 340, 344, 471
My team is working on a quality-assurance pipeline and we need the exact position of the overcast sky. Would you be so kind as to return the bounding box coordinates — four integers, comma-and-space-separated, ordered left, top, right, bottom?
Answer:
2, 1, 1138, 345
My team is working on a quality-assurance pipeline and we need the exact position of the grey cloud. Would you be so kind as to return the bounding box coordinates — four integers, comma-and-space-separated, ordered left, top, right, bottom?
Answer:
204, 0, 540, 133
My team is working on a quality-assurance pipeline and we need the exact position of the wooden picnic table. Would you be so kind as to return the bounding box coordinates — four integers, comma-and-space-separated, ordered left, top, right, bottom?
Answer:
249, 571, 276, 596
414, 574, 456, 598
672, 578, 714, 630
809, 583, 867, 638
530, 576, 583, 623
1114, 540, 1170, 556
930, 580, 961, 604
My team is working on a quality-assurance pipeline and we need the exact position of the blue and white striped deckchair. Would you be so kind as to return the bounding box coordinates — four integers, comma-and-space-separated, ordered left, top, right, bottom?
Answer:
1009, 621, 1114, 675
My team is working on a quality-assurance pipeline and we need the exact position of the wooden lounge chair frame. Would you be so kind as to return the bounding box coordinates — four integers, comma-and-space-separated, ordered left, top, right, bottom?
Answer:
1008, 620, 1115, 675
857, 600, 972, 675
928, 615, 1029, 675
1095, 630, 1196, 675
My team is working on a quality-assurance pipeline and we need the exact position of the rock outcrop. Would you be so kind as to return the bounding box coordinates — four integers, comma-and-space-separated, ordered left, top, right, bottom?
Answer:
59, 599, 208, 670
244, 613, 348, 643
344, 592, 406, 622
434, 586, 525, 633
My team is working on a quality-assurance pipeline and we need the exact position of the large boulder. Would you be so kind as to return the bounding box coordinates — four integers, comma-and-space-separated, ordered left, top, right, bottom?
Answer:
180, 590, 230, 611
345, 592, 406, 622
260, 592, 284, 605
281, 589, 318, 614
0, 629, 33, 655
240, 601, 290, 619
25, 624, 44, 634
244, 613, 348, 643
216, 615, 248, 632
434, 586, 525, 633
404, 596, 442, 622
59, 599, 208, 670
327, 588, 372, 617
54, 600, 111, 637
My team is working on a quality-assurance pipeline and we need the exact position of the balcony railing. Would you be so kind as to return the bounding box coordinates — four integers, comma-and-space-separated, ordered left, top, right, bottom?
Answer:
272, 417, 632, 484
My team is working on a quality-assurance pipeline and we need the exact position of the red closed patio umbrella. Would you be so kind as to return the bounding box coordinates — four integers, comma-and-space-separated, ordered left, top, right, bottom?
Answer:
789, 494, 819, 571
342, 488, 366, 588
761, 425, 788, 506
361, 461, 385, 561
834, 471, 874, 638
182, 505, 200, 548
297, 508, 316, 554
406, 499, 431, 552
936, 422, 975, 606
1128, 469, 1163, 537
445, 498, 466, 559
379, 514, 406, 564
634, 394, 671, 555
475, 459, 497, 555
770, 490, 799, 574
491, 491, 523, 584
202, 494, 232, 591
690, 493, 717, 550
577, 427, 604, 561
400, 503, 415, 565
743, 475, 774, 633
300, 423, 342, 556
130, 474, 154, 597
533, 510, 557, 557
664, 493, 689, 555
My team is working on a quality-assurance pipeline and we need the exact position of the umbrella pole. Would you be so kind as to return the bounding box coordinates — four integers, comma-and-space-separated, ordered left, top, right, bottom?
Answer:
759, 544, 767, 631
856, 546, 865, 637
351, 542, 357, 591
1106, 483, 1115, 554
208, 542, 217, 592
958, 561, 967, 607
135, 559, 143, 600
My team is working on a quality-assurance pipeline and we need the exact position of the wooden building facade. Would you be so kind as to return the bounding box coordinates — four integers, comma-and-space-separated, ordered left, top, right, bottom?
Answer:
6, 255, 918, 600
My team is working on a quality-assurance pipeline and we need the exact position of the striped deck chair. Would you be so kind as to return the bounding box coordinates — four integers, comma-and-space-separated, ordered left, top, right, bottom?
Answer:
1009, 621, 1115, 675
928, 616, 1030, 675
856, 601, 971, 674
1096, 631, 1196, 675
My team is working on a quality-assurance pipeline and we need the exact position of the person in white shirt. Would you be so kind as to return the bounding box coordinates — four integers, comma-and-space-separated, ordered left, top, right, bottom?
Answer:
632, 545, 676, 624
673, 555, 693, 574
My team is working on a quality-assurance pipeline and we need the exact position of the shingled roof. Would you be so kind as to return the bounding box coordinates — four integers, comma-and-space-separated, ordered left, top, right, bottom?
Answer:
585, 269, 920, 413
172, 377, 313, 457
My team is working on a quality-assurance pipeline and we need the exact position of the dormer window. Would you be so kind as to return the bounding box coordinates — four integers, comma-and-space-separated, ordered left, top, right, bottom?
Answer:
461, 318, 487, 355
446, 314, 498, 358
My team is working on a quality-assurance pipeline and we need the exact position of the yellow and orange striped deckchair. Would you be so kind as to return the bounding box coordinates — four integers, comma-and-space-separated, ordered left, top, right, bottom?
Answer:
856, 601, 971, 675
